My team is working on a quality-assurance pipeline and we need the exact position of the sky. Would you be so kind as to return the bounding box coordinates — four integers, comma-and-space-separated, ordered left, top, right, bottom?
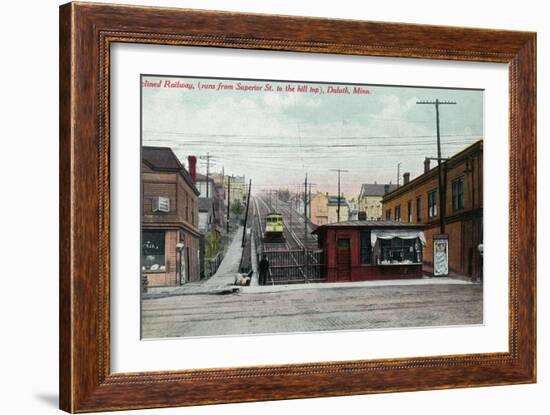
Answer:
141, 75, 483, 198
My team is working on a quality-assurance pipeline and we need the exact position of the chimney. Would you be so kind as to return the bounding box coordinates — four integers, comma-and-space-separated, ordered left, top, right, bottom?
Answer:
424, 158, 431, 174
403, 172, 410, 185
188, 156, 197, 182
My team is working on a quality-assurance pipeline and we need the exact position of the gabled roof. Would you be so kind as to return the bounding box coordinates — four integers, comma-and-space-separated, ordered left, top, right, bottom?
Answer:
359, 183, 398, 197
142, 146, 199, 195
195, 173, 215, 182
327, 196, 348, 207
142, 146, 182, 171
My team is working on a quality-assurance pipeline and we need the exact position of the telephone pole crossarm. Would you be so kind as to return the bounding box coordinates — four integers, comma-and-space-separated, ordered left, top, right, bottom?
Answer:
199, 152, 216, 198
416, 100, 457, 105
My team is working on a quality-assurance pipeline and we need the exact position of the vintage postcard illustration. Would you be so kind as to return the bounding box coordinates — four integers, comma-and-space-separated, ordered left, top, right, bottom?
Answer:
140, 75, 483, 338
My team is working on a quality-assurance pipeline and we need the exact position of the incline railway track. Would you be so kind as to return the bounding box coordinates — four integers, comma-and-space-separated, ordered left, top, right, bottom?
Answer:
274, 199, 319, 251
255, 195, 302, 250
252, 194, 323, 284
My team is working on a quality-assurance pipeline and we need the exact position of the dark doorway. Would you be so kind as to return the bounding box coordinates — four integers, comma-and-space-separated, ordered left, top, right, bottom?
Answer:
336, 238, 351, 281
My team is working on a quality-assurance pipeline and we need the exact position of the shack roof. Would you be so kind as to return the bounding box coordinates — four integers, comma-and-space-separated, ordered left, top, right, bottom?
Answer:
312, 220, 425, 235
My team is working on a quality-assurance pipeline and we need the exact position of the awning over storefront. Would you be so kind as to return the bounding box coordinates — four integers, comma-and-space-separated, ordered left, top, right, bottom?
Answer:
370, 229, 426, 246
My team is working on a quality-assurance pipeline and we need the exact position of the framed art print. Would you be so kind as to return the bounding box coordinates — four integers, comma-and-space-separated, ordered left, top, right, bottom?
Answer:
59, 2, 536, 412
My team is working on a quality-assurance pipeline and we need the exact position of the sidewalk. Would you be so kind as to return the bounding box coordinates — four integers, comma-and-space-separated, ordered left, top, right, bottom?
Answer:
241, 276, 475, 295
144, 242, 480, 299
200, 226, 244, 290
249, 230, 259, 286
144, 227, 244, 298
422, 264, 477, 282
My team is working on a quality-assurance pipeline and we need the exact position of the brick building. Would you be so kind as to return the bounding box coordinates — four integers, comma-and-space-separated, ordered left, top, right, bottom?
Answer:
142, 147, 201, 286
381, 140, 483, 279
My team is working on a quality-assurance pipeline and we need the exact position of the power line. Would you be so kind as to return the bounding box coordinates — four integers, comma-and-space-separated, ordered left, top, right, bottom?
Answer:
159, 141, 479, 155
143, 131, 481, 141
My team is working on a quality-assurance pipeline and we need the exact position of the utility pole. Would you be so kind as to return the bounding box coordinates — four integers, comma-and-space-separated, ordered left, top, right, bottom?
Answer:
199, 152, 215, 198
416, 99, 456, 234
329, 169, 349, 222
289, 192, 293, 229
308, 183, 313, 220
226, 176, 231, 233
304, 173, 308, 243
241, 179, 252, 248
221, 166, 225, 204
304, 182, 316, 222
397, 162, 402, 187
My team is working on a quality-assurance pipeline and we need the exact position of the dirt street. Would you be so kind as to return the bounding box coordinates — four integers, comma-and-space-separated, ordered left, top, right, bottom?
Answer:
141, 283, 483, 338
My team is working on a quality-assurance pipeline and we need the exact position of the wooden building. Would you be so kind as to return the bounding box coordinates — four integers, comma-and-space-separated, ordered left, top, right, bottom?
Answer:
196, 173, 226, 232
313, 221, 426, 282
310, 192, 329, 225
381, 140, 483, 279
357, 183, 398, 220
310, 192, 350, 225
327, 195, 349, 223
142, 147, 201, 286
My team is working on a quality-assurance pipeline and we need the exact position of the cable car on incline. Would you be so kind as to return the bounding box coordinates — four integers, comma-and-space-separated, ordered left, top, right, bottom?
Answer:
264, 212, 285, 242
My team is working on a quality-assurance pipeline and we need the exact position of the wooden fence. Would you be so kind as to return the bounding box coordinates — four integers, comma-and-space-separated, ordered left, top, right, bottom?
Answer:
260, 249, 324, 285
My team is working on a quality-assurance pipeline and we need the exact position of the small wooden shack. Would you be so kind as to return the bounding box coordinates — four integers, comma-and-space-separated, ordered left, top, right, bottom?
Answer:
312, 221, 426, 282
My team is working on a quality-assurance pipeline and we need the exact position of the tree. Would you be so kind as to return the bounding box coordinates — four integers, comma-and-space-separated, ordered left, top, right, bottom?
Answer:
278, 189, 290, 202
231, 200, 243, 215
205, 230, 221, 258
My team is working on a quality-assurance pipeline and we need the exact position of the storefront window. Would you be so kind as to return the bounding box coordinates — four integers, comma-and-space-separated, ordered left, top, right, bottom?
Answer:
360, 230, 372, 264
379, 237, 422, 264
142, 230, 165, 271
